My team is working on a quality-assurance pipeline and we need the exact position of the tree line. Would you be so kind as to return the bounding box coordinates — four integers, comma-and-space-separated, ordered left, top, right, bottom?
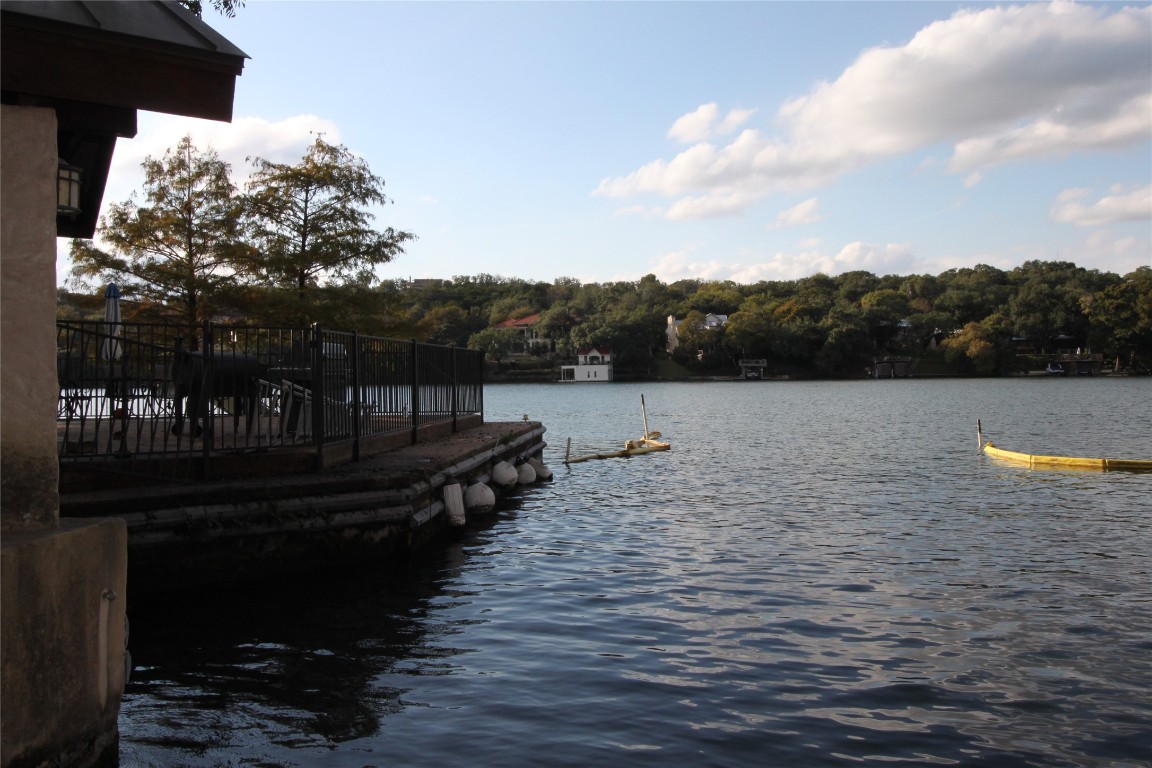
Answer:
61, 137, 1149, 378
66, 134, 413, 331
396, 264, 1151, 377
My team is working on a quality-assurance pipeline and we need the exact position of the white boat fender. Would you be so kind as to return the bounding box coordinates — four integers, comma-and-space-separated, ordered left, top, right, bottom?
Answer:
516, 461, 536, 485
491, 460, 518, 488
464, 482, 496, 514
526, 457, 552, 481
443, 481, 466, 527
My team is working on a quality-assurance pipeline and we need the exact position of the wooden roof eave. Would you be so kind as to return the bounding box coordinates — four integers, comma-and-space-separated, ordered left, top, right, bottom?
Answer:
1, 20, 246, 122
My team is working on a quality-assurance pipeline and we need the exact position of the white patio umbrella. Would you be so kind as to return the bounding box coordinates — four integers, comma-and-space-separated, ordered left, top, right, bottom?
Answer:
102, 283, 122, 361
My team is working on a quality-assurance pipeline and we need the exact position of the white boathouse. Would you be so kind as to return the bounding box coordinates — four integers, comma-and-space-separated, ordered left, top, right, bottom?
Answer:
560, 347, 613, 382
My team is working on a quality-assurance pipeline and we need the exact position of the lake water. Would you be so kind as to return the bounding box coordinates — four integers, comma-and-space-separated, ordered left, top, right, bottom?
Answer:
119, 378, 1152, 767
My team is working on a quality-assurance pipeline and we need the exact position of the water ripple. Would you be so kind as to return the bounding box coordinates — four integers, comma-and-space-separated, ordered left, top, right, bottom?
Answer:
120, 380, 1152, 767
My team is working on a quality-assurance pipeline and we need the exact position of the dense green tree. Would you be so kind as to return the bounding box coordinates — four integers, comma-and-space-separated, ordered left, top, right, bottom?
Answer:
68, 135, 243, 326
239, 135, 415, 324
940, 313, 1015, 375
548, 277, 583, 305
1006, 260, 1119, 352
419, 305, 477, 347
673, 310, 710, 359
467, 328, 521, 371
836, 271, 880, 302
568, 304, 665, 372
899, 274, 944, 305
1008, 280, 1079, 352
1082, 267, 1152, 371
681, 280, 744, 315
934, 265, 1009, 327
723, 300, 776, 360
534, 304, 580, 356
816, 302, 872, 376
860, 288, 911, 350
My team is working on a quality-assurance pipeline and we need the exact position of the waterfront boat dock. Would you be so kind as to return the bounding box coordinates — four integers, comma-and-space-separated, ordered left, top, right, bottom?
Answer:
60, 420, 549, 594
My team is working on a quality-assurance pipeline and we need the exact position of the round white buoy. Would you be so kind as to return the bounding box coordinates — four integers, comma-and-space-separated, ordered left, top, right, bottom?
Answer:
443, 481, 466, 526
527, 457, 552, 481
464, 482, 496, 514
491, 460, 518, 488
516, 461, 536, 484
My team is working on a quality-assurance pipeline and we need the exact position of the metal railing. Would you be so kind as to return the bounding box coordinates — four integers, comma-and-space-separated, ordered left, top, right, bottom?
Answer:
57, 320, 484, 481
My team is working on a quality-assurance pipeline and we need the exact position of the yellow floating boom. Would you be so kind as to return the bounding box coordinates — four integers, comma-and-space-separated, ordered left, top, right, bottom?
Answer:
978, 422, 1152, 472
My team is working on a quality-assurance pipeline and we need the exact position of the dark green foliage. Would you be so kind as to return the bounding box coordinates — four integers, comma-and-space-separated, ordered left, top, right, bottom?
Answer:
178, 0, 244, 19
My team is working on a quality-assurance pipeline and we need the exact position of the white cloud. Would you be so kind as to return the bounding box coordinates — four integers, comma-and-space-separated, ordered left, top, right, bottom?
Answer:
1050, 184, 1152, 227
949, 94, 1152, 174
646, 240, 918, 284
830, 241, 917, 275
597, 2, 1151, 216
718, 107, 757, 136
666, 191, 762, 221
103, 113, 340, 204
668, 103, 719, 144
648, 247, 732, 282
1053, 229, 1151, 274
667, 103, 757, 143
613, 204, 664, 219
770, 198, 824, 229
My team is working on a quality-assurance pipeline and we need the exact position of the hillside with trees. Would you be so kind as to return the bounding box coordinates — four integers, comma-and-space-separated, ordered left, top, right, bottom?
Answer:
60, 136, 1150, 380
61, 263, 1152, 380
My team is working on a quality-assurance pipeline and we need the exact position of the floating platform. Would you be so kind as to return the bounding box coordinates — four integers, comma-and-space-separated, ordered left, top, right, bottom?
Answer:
563, 394, 670, 464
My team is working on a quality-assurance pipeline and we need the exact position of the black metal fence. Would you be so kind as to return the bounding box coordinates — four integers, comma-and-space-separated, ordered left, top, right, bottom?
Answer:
56, 320, 484, 481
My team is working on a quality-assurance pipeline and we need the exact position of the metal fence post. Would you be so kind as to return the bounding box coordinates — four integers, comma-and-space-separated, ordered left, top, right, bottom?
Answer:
410, 339, 419, 444
351, 330, 361, 462
201, 320, 214, 479
312, 324, 325, 470
451, 346, 459, 433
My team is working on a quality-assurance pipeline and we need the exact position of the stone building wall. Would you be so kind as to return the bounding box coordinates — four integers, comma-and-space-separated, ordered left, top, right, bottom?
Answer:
1, 104, 60, 530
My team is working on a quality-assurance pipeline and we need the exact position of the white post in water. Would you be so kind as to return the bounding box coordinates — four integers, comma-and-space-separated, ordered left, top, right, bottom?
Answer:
642, 394, 651, 440
977, 419, 983, 450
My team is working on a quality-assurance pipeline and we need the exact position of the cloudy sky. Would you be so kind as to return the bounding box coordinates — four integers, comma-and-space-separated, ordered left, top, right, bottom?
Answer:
68, 0, 1151, 286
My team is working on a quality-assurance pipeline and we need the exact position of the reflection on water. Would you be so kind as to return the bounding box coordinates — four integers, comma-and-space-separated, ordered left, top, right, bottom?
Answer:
120, 379, 1152, 767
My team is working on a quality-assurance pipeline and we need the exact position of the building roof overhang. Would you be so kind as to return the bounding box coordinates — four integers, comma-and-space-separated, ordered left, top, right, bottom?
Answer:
1, 0, 248, 237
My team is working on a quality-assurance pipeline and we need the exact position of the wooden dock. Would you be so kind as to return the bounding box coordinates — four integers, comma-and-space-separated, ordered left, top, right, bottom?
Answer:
60, 421, 549, 595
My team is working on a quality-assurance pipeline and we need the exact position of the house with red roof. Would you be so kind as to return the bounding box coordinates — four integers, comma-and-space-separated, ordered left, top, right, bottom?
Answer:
494, 313, 549, 353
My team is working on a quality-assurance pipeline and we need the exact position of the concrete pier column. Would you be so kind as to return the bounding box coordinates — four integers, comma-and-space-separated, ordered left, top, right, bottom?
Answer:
1, 104, 129, 768
1, 520, 128, 767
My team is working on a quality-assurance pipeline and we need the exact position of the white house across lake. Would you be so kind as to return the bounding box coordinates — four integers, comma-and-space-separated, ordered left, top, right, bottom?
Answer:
560, 347, 613, 382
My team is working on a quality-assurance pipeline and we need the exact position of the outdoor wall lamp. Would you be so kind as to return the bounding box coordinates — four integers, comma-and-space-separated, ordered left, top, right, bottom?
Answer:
57, 158, 82, 218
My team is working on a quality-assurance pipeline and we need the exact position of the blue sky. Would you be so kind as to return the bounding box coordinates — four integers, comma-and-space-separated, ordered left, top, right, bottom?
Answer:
67, 0, 1152, 288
